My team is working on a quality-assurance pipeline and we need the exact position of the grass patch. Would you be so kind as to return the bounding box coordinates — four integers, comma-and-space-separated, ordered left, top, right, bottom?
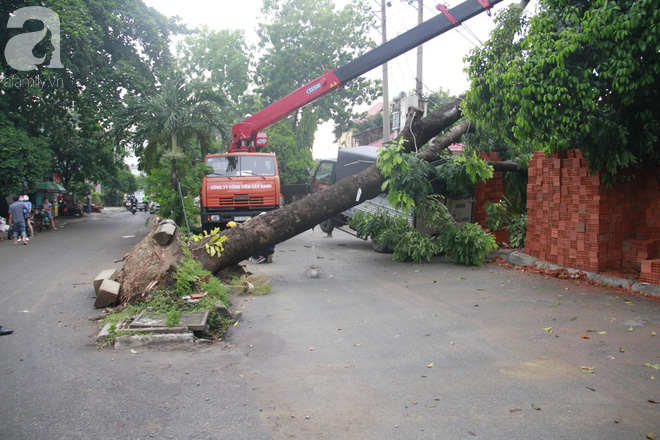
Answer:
225, 274, 271, 296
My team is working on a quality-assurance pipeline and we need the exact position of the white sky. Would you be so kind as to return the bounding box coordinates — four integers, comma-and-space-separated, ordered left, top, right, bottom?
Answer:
142, 0, 530, 159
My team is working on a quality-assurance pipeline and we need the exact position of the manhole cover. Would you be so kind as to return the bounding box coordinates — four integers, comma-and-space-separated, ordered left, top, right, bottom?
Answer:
130, 310, 209, 331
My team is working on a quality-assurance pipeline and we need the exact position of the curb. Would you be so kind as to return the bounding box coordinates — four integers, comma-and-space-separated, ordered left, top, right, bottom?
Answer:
489, 249, 660, 300
114, 333, 194, 349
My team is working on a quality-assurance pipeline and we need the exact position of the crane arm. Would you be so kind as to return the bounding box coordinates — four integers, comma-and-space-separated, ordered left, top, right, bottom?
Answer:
230, 0, 502, 153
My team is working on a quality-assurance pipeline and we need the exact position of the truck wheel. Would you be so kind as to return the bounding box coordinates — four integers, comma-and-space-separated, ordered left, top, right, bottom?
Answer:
319, 218, 334, 234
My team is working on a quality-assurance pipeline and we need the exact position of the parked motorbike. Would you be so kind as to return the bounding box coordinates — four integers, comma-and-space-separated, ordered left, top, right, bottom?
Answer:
59, 200, 83, 217
34, 208, 51, 232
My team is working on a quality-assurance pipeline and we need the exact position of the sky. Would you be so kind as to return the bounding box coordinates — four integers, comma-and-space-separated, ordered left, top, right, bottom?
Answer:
142, 0, 532, 159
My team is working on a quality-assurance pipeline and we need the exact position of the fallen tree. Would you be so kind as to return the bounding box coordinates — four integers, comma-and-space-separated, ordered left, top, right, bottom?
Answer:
118, 97, 487, 302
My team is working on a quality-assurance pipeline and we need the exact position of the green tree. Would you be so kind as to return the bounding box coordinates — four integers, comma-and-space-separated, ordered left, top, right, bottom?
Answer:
255, 0, 380, 182
0, 115, 52, 195
0, 0, 178, 193
113, 74, 229, 224
176, 27, 250, 103
100, 164, 138, 207
426, 88, 457, 114
464, 0, 660, 181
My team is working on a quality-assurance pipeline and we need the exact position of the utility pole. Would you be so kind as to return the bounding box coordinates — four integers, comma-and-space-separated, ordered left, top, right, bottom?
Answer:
415, 0, 424, 109
381, 0, 390, 144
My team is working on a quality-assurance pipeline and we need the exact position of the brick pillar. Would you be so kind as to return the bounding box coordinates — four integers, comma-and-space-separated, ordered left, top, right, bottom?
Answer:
473, 152, 504, 227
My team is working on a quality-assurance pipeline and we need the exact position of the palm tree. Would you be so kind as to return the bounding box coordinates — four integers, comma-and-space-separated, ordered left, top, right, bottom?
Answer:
113, 73, 229, 223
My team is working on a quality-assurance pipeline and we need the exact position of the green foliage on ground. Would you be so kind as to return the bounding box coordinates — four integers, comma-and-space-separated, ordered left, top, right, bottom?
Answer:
371, 139, 498, 265
348, 200, 498, 266
484, 200, 528, 248
188, 227, 227, 258
421, 198, 498, 266
348, 210, 413, 254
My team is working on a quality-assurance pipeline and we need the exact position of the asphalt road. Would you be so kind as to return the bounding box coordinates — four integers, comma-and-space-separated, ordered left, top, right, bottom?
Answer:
1, 210, 659, 439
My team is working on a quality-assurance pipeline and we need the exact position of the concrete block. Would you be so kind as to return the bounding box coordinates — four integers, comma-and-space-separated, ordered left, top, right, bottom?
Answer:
93, 269, 118, 294
95, 279, 120, 308
631, 282, 660, 300
505, 251, 539, 268
153, 223, 177, 246
95, 322, 114, 343
215, 303, 232, 318
114, 333, 194, 349
120, 326, 190, 334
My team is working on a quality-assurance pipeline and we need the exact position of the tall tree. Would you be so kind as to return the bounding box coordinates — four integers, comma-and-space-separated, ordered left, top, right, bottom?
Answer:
464, 0, 660, 181
254, 0, 380, 182
113, 74, 229, 224
0, 0, 178, 193
175, 27, 250, 103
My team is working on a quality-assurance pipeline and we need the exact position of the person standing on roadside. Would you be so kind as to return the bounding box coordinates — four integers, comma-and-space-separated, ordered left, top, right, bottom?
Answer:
23, 195, 34, 238
87, 193, 92, 214
8, 195, 28, 245
43, 197, 56, 230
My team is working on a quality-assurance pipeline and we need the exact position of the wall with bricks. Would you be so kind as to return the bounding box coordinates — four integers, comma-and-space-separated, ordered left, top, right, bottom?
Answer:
473, 152, 504, 228
525, 149, 660, 283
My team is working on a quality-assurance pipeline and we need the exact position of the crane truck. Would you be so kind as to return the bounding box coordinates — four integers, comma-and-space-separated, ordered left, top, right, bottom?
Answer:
200, 0, 502, 232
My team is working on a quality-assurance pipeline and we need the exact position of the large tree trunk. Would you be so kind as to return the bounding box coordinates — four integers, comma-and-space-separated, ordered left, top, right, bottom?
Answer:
119, 98, 476, 301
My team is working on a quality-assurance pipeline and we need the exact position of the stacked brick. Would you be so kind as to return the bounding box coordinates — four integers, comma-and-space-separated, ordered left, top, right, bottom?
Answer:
525, 149, 660, 284
641, 260, 660, 285
473, 152, 504, 227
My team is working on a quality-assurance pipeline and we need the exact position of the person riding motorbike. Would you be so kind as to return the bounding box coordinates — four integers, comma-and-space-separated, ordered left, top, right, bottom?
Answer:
129, 195, 138, 214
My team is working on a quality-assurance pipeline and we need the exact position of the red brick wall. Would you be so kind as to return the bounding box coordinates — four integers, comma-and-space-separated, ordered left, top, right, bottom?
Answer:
473, 152, 504, 227
525, 149, 660, 280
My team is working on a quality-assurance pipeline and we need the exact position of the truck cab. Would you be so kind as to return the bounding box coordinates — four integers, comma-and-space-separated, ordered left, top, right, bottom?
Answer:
200, 152, 281, 231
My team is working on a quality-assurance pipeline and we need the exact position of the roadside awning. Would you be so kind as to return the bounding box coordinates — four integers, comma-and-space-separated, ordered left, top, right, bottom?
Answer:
33, 181, 67, 193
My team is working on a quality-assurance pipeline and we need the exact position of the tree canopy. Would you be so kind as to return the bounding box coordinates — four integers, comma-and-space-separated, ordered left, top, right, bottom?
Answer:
464, 0, 660, 181
113, 74, 229, 224
0, 0, 178, 195
175, 27, 250, 103
254, 0, 380, 182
